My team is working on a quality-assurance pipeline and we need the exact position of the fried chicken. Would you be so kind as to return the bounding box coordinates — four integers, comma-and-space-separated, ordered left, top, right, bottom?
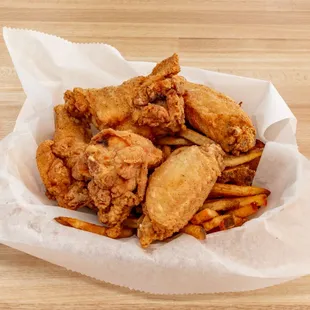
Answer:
36, 105, 93, 210
138, 144, 225, 248
80, 129, 163, 237
184, 82, 256, 155
217, 165, 255, 186
64, 54, 186, 140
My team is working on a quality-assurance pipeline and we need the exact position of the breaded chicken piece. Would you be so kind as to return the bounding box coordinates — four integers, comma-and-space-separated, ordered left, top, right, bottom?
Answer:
184, 82, 256, 155
138, 144, 225, 248
36, 140, 91, 209
36, 105, 93, 209
218, 165, 255, 186
64, 54, 186, 140
81, 129, 163, 236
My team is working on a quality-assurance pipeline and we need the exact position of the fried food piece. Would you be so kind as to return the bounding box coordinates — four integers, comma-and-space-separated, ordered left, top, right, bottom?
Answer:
200, 199, 239, 212
181, 224, 206, 240
209, 183, 271, 198
55, 217, 134, 239
36, 140, 91, 209
202, 215, 231, 232
231, 204, 259, 218
156, 136, 192, 146
191, 208, 219, 225
203, 194, 267, 212
179, 128, 214, 146
138, 144, 225, 248
224, 149, 263, 168
219, 215, 236, 230
64, 54, 186, 140
184, 82, 256, 155
36, 105, 93, 209
81, 129, 163, 231
218, 165, 256, 186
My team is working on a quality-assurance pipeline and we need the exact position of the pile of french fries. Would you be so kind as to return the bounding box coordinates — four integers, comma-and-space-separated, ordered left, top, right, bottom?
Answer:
55, 128, 270, 243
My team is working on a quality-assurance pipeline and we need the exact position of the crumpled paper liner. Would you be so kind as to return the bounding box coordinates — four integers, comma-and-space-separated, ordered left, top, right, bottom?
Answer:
0, 27, 309, 294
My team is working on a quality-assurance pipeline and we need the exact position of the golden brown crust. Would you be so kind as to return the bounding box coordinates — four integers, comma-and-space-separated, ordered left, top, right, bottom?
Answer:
184, 82, 256, 155
64, 55, 186, 140
80, 129, 163, 228
138, 144, 225, 247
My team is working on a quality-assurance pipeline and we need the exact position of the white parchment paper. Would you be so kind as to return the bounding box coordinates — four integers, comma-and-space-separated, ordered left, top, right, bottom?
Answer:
1, 27, 310, 294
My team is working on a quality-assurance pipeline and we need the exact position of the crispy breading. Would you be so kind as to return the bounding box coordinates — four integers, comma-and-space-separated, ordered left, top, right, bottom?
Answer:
80, 129, 163, 229
184, 82, 256, 155
64, 54, 186, 140
138, 144, 225, 247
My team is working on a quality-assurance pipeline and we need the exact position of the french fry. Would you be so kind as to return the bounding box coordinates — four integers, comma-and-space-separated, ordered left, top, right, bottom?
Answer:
191, 208, 219, 225
224, 149, 263, 168
209, 183, 270, 198
202, 194, 267, 212
202, 215, 231, 232
161, 145, 172, 160
156, 136, 192, 146
182, 224, 206, 240
219, 215, 235, 230
217, 166, 255, 186
179, 128, 214, 146
231, 204, 259, 218
55, 217, 134, 239
233, 215, 247, 227
200, 200, 240, 212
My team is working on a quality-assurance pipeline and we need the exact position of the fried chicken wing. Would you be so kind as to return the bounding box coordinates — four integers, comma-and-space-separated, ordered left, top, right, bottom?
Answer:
64, 54, 186, 140
80, 129, 163, 235
138, 144, 225, 247
36, 105, 93, 209
184, 82, 256, 155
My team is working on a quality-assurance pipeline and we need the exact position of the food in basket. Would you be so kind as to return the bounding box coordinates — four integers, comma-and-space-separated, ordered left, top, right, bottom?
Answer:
36, 54, 270, 248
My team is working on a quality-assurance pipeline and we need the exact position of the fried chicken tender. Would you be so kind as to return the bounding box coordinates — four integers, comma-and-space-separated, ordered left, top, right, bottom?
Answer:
184, 82, 256, 155
138, 144, 225, 248
36, 105, 93, 210
64, 54, 186, 140
81, 129, 163, 234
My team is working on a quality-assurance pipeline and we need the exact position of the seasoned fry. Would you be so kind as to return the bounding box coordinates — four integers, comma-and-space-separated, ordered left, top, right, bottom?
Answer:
217, 166, 255, 186
156, 136, 192, 146
55, 217, 134, 239
224, 149, 263, 168
182, 224, 206, 240
202, 215, 231, 232
219, 215, 235, 230
209, 183, 270, 198
161, 145, 172, 160
203, 194, 267, 212
179, 128, 214, 146
191, 208, 219, 225
231, 204, 259, 218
